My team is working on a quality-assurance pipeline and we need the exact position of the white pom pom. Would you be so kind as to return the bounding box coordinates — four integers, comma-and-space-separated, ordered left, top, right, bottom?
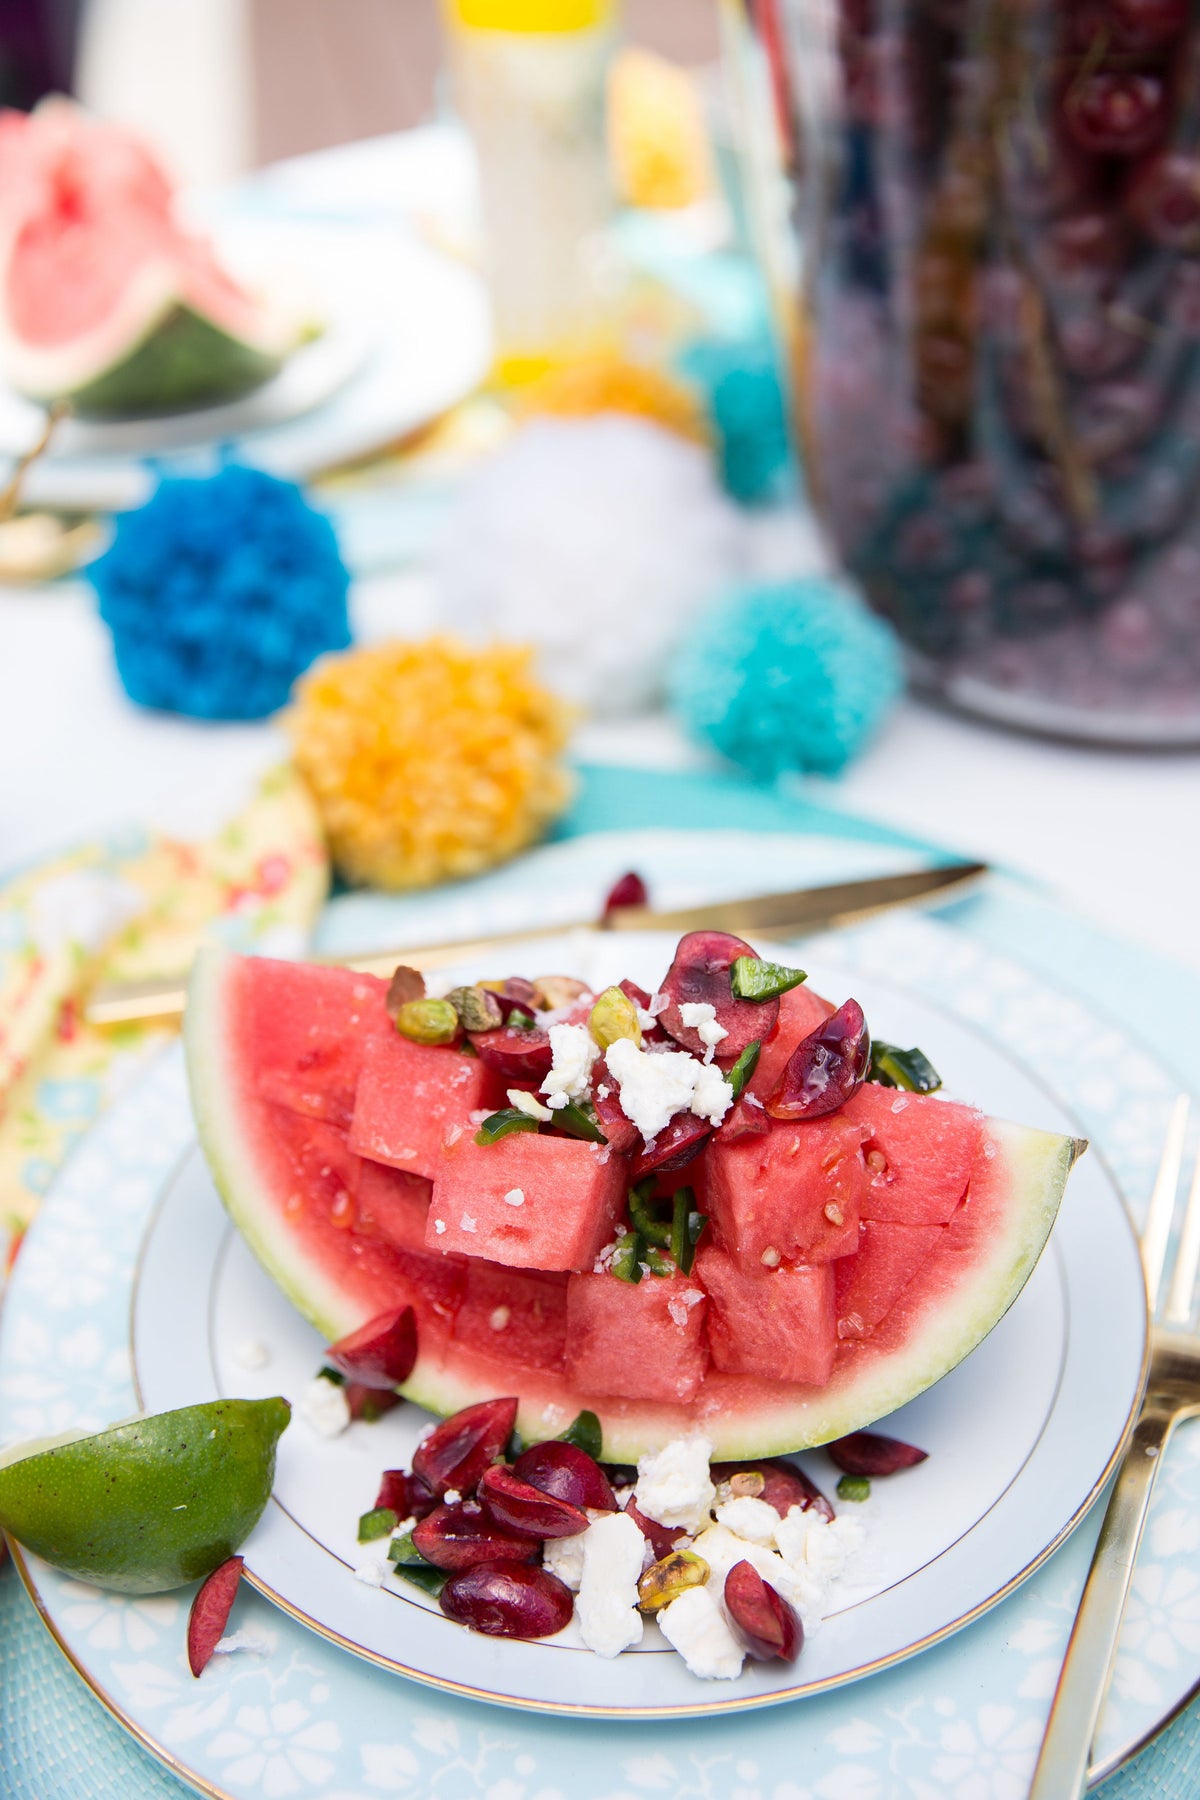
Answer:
435, 416, 744, 713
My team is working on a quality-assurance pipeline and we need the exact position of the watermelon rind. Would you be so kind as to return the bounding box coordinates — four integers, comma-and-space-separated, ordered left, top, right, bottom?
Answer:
186, 946, 1083, 1462
0, 250, 303, 419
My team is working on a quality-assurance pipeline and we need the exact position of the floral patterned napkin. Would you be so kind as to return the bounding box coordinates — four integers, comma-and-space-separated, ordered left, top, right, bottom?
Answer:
0, 764, 328, 1281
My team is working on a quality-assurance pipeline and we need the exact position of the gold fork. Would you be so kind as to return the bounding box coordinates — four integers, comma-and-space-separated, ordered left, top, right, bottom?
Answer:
1029, 1095, 1200, 1798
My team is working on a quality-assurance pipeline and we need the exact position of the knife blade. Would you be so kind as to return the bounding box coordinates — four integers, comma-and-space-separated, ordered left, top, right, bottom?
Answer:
84, 859, 987, 1028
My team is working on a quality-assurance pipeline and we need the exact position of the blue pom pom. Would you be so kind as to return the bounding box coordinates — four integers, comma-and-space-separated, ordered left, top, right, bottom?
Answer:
90, 464, 351, 720
669, 575, 903, 780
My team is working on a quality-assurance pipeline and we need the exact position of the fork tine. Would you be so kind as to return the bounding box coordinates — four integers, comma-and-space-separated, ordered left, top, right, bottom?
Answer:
1143, 1096, 1190, 1311
1164, 1130, 1200, 1325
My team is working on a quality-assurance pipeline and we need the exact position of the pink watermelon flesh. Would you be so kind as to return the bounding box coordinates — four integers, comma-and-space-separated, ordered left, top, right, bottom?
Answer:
349, 1029, 498, 1180
565, 1271, 709, 1404
705, 1113, 865, 1268
841, 1084, 984, 1224
746, 984, 836, 1103
186, 947, 1082, 1460
835, 1220, 945, 1339
696, 1244, 837, 1386
453, 1262, 568, 1373
428, 1134, 628, 1272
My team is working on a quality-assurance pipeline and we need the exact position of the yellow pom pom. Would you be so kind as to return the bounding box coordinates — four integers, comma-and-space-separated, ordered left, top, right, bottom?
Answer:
609, 48, 714, 211
286, 638, 574, 890
515, 351, 711, 446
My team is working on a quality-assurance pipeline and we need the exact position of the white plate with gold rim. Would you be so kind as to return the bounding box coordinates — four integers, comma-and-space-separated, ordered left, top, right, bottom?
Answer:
129, 919, 1146, 1718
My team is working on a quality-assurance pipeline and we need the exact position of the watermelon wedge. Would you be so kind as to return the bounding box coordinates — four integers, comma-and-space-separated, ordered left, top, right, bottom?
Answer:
185, 947, 1084, 1462
0, 100, 302, 418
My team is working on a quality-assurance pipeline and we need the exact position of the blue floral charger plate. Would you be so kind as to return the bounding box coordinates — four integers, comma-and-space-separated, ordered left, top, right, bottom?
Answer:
1, 826, 1197, 1799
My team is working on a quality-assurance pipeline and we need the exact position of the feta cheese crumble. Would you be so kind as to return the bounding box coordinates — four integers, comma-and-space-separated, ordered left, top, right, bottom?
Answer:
604, 1038, 733, 1140
634, 1436, 715, 1535
353, 1554, 388, 1588
714, 1495, 782, 1545
460, 1214, 477, 1233
504, 1188, 526, 1207
433, 1218, 447, 1234
540, 1023, 601, 1109
575, 1511, 645, 1657
213, 1629, 272, 1657
299, 1375, 351, 1439
678, 1001, 729, 1062
659, 1584, 745, 1680
233, 1338, 270, 1370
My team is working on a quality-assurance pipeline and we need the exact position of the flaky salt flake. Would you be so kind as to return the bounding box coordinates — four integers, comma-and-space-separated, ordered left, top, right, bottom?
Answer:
460, 1214, 477, 1233
504, 1188, 526, 1206
433, 1218, 447, 1235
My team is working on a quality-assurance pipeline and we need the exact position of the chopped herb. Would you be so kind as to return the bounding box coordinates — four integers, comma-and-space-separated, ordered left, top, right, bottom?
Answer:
552, 1099, 608, 1144
506, 1427, 526, 1460
629, 1182, 672, 1247
611, 1229, 644, 1283
318, 1365, 346, 1386
559, 1410, 603, 1459
358, 1507, 399, 1542
475, 1108, 540, 1146
730, 957, 807, 1002
687, 1210, 709, 1251
669, 1189, 695, 1273
727, 1039, 762, 1099
642, 1244, 676, 1277
836, 1474, 871, 1502
386, 1532, 448, 1594
507, 1009, 536, 1031
387, 1529, 423, 1565
869, 1041, 942, 1093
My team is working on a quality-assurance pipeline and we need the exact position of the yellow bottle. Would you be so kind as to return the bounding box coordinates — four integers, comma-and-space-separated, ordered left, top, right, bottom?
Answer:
442, 0, 620, 384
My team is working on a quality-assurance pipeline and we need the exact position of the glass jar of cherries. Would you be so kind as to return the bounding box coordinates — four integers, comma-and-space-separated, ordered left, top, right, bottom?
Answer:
744, 0, 1200, 741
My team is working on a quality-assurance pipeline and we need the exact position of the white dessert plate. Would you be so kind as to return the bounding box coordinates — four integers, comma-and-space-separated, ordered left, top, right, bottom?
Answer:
129, 925, 1147, 1718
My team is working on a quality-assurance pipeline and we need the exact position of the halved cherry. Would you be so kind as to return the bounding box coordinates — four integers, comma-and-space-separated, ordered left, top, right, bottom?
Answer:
724, 1560, 802, 1661
716, 1096, 771, 1144
478, 1465, 589, 1539
488, 976, 541, 1023
325, 1304, 417, 1389
710, 1458, 834, 1522
659, 930, 779, 1063
469, 1026, 554, 1086
827, 1431, 927, 1476
766, 999, 870, 1120
602, 871, 649, 919
439, 1558, 575, 1638
590, 1078, 640, 1154
376, 1468, 437, 1520
512, 1440, 617, 1512
346, 1383, 403, 1422
412, 1396, 518, 1497
624, 1497, 686, 1560
412, 1500, 540, 1570
187, 1555, 244, 1677
630, 1112, 712, 1182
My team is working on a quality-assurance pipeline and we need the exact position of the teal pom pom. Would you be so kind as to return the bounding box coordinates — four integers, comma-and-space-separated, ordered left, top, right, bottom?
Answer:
90, 464, 351, 721
669, 576, 903, 779
680, 333, 792, 506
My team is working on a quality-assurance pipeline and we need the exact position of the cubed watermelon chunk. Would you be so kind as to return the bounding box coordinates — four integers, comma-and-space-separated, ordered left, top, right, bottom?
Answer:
355, 1160, 433, 1254
254, 965, 390, 1131
835, 1220, 943, 1340
706, 1113, 865, 1270
696, 1243, 836, 1386
841, 1084, 983, 1224
566, 1271, 708, 1402
451, 1260, 568, 1372
428, 1134, 629, 1270
348, 1031, 497, 1181
745, 983, 836, 1106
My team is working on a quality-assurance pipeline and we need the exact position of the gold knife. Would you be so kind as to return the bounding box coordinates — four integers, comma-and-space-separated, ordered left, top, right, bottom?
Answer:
84, 859, 987, 1028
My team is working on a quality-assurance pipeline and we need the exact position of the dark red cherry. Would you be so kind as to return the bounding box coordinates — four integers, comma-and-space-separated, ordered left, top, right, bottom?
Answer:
478, 1465, 589, 1538
469, 1026, 554, 1086
590, 1074, 640, 1154
827, 1431, 928, 1476
724, 1560, 802, 1662
375, 1468, 437, 1520
766, 1000, 870, 1120
412, 1501, 540, 1571
1127, 153, 1200, 250
659, 930, 779, 1063
602, 871, 649, 919
624, 1497, 686, 1561
326, 1305, 417, 1390
439, 1559, 575, 1638
411, 1397, 518, 1497
711, 1458, 835, 1522
513, 1439, 618, 1511
630, 1111, 712, 1181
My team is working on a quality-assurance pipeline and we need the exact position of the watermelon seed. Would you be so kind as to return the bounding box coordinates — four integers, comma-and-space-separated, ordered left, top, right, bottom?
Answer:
824, 1203, 845, 1226
761, 1247, 782, 1268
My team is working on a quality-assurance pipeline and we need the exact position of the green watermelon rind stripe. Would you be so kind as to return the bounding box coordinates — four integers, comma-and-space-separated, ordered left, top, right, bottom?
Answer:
185, 947, 1080, 1462
66, 305, 285, 420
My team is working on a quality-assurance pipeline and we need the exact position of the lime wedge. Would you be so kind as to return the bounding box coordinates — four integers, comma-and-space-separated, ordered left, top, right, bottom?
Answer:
0, 1397, 290, 1594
